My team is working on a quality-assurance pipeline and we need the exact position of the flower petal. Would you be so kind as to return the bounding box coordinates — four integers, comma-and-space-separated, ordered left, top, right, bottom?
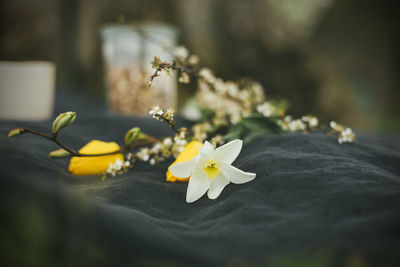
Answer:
220, 162, 256, 184
215, 139, 243, 164
186, 171, 211, 203
166, 141, 203, 182
207, 173, 230, 199
168, 157, 196, 178
200, 140, 214, 159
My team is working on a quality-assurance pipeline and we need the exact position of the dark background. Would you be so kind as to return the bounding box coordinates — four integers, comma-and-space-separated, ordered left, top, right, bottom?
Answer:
1, 0, 399, 131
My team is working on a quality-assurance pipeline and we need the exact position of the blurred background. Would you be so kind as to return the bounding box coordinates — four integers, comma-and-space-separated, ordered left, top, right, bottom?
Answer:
0, 0, 399, 132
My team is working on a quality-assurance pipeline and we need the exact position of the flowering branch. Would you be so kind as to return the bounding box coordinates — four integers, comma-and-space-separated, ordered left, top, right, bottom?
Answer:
149, 105, 180, 134
8, 112, 158, 158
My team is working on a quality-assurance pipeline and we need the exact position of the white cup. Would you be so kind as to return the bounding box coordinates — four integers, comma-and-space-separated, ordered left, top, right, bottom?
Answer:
0, 61, 56, 120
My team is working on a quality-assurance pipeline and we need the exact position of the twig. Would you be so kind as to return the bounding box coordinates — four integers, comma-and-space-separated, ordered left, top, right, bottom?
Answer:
19, 128, 158, 157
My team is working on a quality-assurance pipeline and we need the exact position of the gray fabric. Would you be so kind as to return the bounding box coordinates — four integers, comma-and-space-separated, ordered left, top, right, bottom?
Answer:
1, 93, 400, 266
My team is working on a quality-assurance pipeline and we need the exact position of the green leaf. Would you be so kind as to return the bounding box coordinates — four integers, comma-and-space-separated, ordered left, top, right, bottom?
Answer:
223, 114, 281, 143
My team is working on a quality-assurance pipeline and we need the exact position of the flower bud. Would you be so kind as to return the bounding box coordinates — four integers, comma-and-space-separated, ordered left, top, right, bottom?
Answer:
8, 128, 23, 138
48, 148, 71, 158
52, 111, 76, 135
124, 127, 141, 145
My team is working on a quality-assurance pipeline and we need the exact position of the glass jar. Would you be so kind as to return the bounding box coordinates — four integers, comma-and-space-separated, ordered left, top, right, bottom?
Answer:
100, 23, 178, 115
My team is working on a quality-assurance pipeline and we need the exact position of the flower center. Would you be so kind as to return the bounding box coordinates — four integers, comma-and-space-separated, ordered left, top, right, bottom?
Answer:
203, 160, 220, 179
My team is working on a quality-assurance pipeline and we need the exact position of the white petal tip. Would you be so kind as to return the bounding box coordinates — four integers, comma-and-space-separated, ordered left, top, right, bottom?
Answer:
186, 197, 196, 203
245, 173, 256, 181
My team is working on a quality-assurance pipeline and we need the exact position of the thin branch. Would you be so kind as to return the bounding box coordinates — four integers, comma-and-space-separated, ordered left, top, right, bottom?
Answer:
20, 128, 158, 157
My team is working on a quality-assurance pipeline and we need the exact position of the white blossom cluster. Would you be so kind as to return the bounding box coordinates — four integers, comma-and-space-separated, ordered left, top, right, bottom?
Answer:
150, 45, 355, 151
172, 129, 188, 156
302, 115, 319, 128
173, 46, 200, 85
196, 68, 267, 125
330, 121, 355, 144
192, 123, 210, 141
149, 106, 175, 122
278, 117, 354, 144
257, 102, 276, 117
278, 115, 318, 132
173, 46, 189, 61
178, 72, 190, 84
278, 116, 306, 132
106, 158, 131, 177
133, 129, 188, 166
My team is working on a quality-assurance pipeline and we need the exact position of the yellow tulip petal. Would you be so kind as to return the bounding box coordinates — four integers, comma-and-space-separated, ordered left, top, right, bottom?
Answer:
69, 140, 123, 176
166, 140, 203, 182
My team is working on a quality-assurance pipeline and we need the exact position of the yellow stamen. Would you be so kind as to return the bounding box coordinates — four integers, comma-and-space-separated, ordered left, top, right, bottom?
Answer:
204, 160, 220, 179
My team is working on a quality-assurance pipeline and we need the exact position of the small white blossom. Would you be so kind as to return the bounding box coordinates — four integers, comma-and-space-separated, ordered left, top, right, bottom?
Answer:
151, 143, 163, 153
163, 137, 173, 146
309, 117, 318, 127
178, 72, 190, 84
284, 115, 292, 123
106, 158, 127, 177
149, 106, 163, 119
192, 123, 208, 141
257, 102, 275, 117
225, 81, 239, 97
114, 158, 123, 170
230, 112, 242, 124
179, 130, 186, 139
302, 115, 319, 128
288, 119, 306, 132
251, 82, 265, 103
107, 164, 116, 176
187, 54, 199, 65
137, 148, 150, 161
149, 158, 156, 165
174, 136, 187, 146
174, 46, 189, 60
169, 139, 256, 203
164, 107, 175, 120
339, 128, 355, 144
214, 79, 226, 94
199, 68, 217, 84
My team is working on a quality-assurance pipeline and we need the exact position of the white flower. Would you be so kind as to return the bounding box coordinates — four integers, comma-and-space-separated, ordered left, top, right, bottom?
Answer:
257, 102, 275, 117
114, 158, 123, 170
163, 137, 173, 146
151, 143, 162, 153
199, 68, 216, 83
309, 117, 318, 127
284, 115, 292, 123
288, 119, 306, 132
106, 158, 125, 176
178, 72, 190, 84
174, 46, 189, 60
302, 115, 319, 128
188, 54, 199, 65
225, 81, 238, 97
169, 139, 256, 203
137, 148, 150, 161
149, 106, 163, 118
339, 128, 355, 144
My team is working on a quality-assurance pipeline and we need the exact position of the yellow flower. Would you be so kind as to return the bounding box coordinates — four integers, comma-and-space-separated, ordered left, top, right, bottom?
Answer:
166, 140, 203, 182
69, 140, 123, 176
